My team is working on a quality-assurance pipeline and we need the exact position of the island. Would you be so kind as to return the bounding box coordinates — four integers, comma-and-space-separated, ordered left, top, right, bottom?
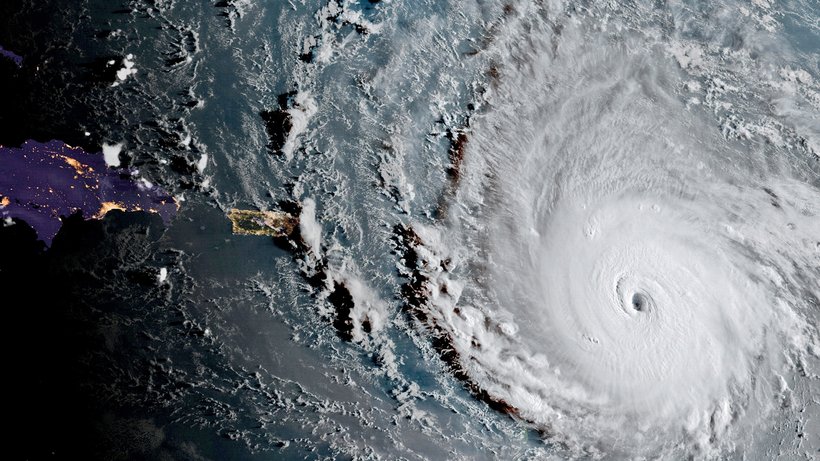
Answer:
0, 45, 23, 67
227, 209, 296, 237
0, 139, 177, 245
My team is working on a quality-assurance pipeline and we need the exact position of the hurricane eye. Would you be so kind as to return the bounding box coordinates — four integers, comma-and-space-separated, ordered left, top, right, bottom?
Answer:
631, 292, 647, 312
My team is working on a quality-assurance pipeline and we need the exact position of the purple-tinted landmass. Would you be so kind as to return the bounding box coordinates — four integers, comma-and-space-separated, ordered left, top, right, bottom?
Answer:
0, 45, 23, 67
0, 140, 177, 245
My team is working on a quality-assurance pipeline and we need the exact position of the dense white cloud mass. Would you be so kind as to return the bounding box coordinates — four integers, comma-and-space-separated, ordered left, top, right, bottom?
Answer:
401, 2, 820, 458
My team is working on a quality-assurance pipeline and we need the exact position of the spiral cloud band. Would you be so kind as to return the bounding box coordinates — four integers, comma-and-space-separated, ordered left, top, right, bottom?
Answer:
406, 4, 820, 458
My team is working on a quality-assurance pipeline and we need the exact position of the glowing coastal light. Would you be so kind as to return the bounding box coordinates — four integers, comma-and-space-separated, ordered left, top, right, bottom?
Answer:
95, 201, 127, 218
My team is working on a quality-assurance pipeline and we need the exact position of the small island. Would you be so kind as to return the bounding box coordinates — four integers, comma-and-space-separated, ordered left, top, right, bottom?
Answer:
227, 209, 296, 237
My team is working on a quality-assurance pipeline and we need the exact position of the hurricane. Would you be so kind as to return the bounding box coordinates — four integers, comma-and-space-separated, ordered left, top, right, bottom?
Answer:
400, 1, 820, 458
